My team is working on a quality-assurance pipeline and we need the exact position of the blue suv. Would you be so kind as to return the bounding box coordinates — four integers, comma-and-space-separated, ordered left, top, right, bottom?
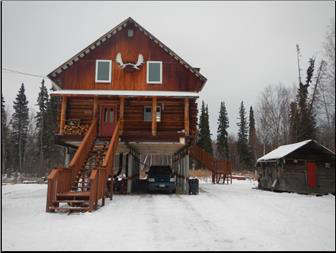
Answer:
147, 165, 176, 194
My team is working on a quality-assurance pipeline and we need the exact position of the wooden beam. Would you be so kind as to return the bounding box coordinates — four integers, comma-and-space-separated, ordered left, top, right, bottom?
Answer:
93, 96, 98, 119
120, 96, 125, 135
152, 96, 157, 136
184, 98, 189, 136
60, 95, 67, 134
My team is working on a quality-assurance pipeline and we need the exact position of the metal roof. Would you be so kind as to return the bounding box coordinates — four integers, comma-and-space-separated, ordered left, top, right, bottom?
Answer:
256, 139, 335, 162
50, 89, 199, 98
47, 17, 207, 89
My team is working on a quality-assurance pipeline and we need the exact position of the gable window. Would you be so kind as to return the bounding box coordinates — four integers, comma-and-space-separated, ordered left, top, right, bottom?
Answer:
144, 106, 161, 122
147, 61, 162, 84
128, 29, 134, 37
95, 60, 112, 83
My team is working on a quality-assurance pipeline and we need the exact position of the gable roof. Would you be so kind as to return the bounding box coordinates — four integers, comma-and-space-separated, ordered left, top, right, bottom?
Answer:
257, 139, 335, 162
47, 17, 207, 90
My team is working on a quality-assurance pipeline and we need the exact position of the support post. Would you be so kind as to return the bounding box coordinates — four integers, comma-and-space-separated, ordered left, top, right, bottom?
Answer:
64, 147, 71, 167
184, 98, 189, 136
120, 96, 125, 135
93, 96, 98, 119
185, 155, 189, 194
60, 95, 67, 134
127, 154, 132, 193
152, 96, 157, 136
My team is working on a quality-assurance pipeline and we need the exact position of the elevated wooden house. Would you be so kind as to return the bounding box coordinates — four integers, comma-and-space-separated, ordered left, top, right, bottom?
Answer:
256, 139, 335, 194
46, 17, 231, 212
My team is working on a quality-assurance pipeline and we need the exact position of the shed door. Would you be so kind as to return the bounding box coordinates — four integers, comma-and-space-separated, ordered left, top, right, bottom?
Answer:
99, 106, 116, 137
307, 162, 317, 188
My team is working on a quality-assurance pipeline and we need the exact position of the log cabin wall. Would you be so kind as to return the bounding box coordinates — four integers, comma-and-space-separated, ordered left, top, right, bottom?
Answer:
53, 22, 203, 92
57, 96, 197, 142
258, 160, 335, 194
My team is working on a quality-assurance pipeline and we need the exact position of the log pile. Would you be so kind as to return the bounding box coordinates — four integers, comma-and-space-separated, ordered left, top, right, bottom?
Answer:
63, 119, 89, 135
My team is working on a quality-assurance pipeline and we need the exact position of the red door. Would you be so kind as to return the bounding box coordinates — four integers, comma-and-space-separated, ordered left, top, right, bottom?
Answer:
99, 105, 116, 137
307, 162, 317, 188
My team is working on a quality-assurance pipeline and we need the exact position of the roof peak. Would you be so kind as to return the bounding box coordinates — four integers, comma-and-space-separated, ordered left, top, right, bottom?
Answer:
47, 17, 207, 88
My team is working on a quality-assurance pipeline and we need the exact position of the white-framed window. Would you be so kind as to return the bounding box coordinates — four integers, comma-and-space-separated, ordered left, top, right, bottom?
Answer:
95, 60, 112, 83
146, 61, 162, 84
144, 105, 161, 122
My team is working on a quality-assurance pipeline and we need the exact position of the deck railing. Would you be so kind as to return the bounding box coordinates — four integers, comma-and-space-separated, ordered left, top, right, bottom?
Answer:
89, 120, 120, 211
46, 118, 98, 212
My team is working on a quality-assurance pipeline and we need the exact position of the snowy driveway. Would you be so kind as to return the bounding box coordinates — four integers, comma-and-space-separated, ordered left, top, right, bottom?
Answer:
2, 180, 335, 251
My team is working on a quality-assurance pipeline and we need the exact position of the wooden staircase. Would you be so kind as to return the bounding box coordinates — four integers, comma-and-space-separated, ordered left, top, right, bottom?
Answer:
189, 144, 232, 184
46, 119, 120, 213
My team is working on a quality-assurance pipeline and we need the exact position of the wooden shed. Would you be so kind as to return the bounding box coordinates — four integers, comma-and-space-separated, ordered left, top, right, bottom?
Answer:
256, 139, 335, 195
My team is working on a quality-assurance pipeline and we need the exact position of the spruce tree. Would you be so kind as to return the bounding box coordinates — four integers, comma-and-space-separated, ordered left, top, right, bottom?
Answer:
197, 101, 206, 148
1, 93, 8, 174
204, 105, 213, 154
11, 83, 29, 173
293, 46, 317, 142
45, 87, 62, 170
237, 101, 250, 168
35, 79, 49, 173
216, 101, 229, 159
248, 106, 257, 166
289, 102, 298, 142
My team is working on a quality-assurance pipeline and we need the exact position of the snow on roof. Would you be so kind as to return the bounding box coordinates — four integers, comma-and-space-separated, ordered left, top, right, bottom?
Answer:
50, 89, 199, 97
257, 139, 313, 162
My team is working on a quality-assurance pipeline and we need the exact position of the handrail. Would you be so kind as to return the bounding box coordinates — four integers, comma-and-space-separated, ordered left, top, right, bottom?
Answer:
46, 117, 98, 212
103, 120, 120, 175
68, 117, 98, 182
189, 143, 232, 175
88, 119, 120, 211
46, 168, 72, 212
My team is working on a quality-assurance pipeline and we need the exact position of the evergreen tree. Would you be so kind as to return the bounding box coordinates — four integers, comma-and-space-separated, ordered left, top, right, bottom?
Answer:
45, 87, 63, 171
1, 93, 9, 174
35, 79, 49, 173
292, 46, 317, 142
197, 101, 206, 148
216, 101, 229, 159
204, 105, 213, 154
10, 83, 29, 173
237, 101, 250, 168
296, 57, 316, 141
248, 106, 257, 166
289, 102, 298, 142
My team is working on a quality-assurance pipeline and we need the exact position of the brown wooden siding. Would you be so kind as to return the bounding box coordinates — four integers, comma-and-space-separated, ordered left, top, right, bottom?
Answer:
54, 23, 203, 92
57, 96, 197, 142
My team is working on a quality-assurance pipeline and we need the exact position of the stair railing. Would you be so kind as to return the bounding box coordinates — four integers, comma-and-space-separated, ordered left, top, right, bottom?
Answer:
46, 118, 98, 212
89, 119, 120, 211
189, 144, 232, 184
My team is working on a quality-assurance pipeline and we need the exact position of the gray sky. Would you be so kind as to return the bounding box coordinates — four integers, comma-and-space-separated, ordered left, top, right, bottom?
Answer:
2, 1, 335, 136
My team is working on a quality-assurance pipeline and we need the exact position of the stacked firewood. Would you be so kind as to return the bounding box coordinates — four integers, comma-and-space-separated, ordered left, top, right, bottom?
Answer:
63, 119, 89, 135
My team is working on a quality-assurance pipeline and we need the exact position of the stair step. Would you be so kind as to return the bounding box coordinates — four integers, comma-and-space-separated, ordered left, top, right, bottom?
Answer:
56, 191, 90, 201
49, 206, 90, 212
53, 199, 88, 204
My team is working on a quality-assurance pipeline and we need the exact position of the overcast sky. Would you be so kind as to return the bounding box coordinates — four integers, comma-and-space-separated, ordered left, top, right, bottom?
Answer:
2, 1, 335, 136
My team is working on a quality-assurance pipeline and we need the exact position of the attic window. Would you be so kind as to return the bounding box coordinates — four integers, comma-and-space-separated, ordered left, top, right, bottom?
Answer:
128, 29, 134, 37
95, 60, 112, 83
147, 61, 162, 84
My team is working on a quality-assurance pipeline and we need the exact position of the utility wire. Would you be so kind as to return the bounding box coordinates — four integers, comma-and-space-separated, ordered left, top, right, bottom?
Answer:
2, 68, 47, 79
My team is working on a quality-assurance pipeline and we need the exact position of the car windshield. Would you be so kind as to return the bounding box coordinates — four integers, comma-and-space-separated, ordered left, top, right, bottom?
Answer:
148, 166, 172, 176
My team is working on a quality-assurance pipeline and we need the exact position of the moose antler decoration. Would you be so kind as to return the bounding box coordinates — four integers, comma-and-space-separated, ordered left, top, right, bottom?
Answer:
115, 52, 144, 72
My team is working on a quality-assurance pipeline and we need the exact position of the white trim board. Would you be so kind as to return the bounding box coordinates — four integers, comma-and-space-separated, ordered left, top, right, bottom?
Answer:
50, 89, 199, 97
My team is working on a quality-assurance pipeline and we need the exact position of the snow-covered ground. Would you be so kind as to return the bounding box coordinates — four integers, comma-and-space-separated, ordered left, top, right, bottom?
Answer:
2, 180, 335, 251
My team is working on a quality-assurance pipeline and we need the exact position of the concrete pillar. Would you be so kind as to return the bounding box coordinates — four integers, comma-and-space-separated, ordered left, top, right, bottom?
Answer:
65, 147, 71, 167
185, 155, 189, 194
127, 154, 133, 193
